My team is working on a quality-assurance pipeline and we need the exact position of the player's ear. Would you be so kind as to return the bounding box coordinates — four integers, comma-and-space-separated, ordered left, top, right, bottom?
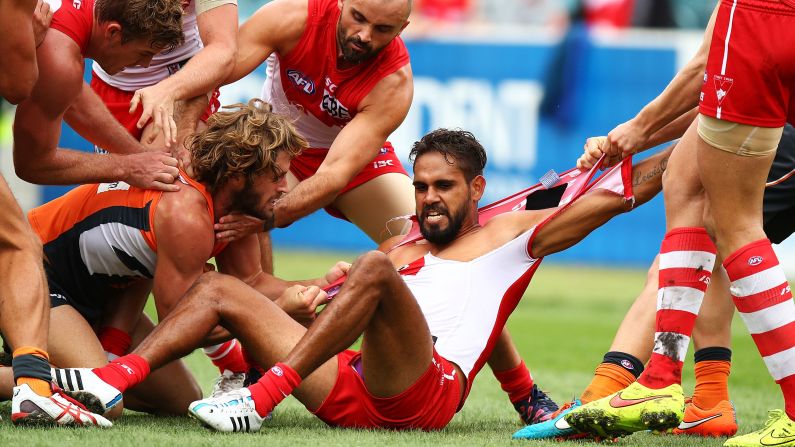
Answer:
471, 175, 486, 201
103, 22, 123, 44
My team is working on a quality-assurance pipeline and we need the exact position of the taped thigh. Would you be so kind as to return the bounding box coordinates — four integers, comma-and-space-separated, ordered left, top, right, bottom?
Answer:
697, 114, 782, 157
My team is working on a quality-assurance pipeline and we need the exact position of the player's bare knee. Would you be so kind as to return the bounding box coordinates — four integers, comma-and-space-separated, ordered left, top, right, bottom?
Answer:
187, 271, 227, 306
351, 251, 393, 284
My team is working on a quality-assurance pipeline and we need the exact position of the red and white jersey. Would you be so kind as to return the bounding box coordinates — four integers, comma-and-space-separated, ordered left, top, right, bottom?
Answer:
47, 0, 95, 55
261, 0, 410, 149
92, 1, 203, 91
400, 229, 541, 392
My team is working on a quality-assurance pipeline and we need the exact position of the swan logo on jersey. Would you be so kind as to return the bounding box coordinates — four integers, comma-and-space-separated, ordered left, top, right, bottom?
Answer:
321, 78, 351, 121
713, 75, 734, 105
286, 69, 315, 95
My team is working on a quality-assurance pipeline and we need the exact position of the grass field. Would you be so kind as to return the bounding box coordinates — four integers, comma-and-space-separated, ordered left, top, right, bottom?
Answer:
0, 250, 782, 446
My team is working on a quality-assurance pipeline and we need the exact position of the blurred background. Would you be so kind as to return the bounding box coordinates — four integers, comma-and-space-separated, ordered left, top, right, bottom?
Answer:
6, 0, 793, 270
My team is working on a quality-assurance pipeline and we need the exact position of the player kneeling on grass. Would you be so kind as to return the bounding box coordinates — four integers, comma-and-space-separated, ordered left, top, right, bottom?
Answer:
0, 99, 348, 418
51, 129, 670, 432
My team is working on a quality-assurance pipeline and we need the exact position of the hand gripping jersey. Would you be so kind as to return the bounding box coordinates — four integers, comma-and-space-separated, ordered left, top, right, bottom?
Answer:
92, 1, 203, 91
48, 0, 95, 55
325, 156, 635, 406
261, 0, 410, 149
28, 174, 225, 321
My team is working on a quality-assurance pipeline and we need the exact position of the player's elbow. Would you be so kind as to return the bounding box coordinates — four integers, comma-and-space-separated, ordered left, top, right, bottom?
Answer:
0, 71, 37, 105
13, 158, 39, 184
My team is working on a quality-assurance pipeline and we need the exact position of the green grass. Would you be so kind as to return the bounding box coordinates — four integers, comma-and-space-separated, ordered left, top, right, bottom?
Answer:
0, 250, 782, 445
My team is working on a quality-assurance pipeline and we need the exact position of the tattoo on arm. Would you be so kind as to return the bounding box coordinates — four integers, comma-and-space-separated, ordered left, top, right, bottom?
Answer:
632, 157, 669, 187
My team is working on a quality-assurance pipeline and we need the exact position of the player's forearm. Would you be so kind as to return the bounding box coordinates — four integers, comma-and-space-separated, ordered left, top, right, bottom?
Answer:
274, 173, 346, 227
14, 146, 129, 185
631, 62, 704, 140
64, 83, 145, 154
248, 272, 318, 300
157, 45, 234, 101
629, 146, 671, 206
643, 107, 699, 150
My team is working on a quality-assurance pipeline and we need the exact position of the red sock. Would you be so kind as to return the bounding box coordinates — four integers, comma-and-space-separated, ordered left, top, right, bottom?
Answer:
247, 363, 301, 417
493, 360, 534, 403
98, 327, 132, 360
639, 227, 716, 389
725, 239, 795, 419
203, 340, 248, 374
92, 354, 150, 393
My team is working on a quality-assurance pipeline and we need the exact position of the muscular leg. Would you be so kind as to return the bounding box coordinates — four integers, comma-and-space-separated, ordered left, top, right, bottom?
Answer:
488, 329, 524, 372
0, 176, 52, 395
698, 138, 773, 257
126, 271, 338, 410
333, 173, 415, 243
122, 314, 201, 415
284, 250, 438, 398
34, 305, 123, 419
697, 123, 795, 419
0, 177, 48, 354
692, 261, 733, 351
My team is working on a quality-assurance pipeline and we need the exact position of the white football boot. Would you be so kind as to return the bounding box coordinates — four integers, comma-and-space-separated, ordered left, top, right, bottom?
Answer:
51, 367, 123, 414
189, 388, 268, 432
11, 383, 112, 427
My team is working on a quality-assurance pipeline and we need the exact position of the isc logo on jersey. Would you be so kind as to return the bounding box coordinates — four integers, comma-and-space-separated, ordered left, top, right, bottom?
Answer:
286, 69, 315, 95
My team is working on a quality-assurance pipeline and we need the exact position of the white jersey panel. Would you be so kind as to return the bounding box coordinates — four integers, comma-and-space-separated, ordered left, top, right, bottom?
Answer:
403, 227, 538, 378
93, 2, 202, 91
78, 223, 156, 278
261, 54, 342, 149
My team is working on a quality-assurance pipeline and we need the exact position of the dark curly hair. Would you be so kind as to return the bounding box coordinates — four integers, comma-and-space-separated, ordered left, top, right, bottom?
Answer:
96, 0, 184, 51
409, 128, 487, 181
188, 99, 307, 191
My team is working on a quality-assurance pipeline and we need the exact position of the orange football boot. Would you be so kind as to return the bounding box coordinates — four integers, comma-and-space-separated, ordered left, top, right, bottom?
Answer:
672, 398, 738, 437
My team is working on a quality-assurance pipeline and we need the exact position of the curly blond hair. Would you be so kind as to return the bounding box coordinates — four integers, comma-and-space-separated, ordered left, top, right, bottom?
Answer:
188, 99, 307, 191
96, 0, 184, 51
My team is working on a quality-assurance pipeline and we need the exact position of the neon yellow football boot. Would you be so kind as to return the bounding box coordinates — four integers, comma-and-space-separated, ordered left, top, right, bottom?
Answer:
564, 381, 685, 438
724, 409, 795, 447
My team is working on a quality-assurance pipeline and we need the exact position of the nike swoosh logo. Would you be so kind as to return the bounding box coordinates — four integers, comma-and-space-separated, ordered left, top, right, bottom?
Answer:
13, 389, 20, 397
609, 393, 671, 408
761, 430, 795, 446
554, 416, 571, 430
677, 413, 721, 429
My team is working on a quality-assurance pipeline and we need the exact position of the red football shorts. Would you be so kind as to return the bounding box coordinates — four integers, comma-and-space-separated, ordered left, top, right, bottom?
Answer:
311, 349, 462, 430
90, 74, 221, 141
699, 0, 795, 127
289, 142, 409, 220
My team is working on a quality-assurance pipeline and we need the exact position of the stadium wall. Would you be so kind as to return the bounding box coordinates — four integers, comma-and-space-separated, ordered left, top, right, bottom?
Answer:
27, 26, 794, 267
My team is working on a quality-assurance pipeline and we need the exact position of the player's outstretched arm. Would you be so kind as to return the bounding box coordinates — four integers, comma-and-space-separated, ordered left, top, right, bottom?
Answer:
583, 2, 718, 167
215, 235, 344, 323
223, 0, 307, 85
14, 31, 180, 190
64, 82, 154, 155
531, 146, 672, 258
132, 3, 238, 147
273, 65, 414, 227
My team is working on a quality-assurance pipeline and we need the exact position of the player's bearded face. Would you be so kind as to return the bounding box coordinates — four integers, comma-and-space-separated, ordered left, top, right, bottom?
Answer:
336, 21, 383, 64
231, 179, 277, 231
419, 194, 470, 245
